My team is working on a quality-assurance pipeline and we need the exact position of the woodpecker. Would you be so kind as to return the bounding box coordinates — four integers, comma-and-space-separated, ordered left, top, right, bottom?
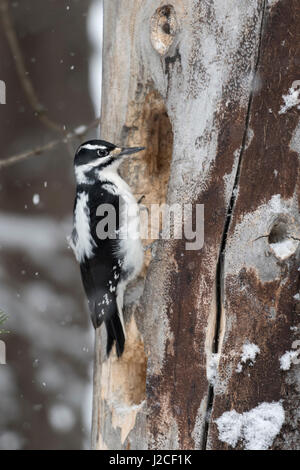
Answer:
71, 140, 145, 357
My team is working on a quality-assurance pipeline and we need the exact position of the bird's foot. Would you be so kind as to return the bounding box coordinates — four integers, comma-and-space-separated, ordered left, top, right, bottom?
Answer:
137, 194, 145, 205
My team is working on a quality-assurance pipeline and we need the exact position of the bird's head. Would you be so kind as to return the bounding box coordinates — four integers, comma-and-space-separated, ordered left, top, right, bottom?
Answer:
74, 139, 145, 184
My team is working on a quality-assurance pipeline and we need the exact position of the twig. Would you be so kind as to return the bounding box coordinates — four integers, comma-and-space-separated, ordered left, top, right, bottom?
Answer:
0, 0, 101, 169
0, 118, 101, 169
0, 0, 64, 134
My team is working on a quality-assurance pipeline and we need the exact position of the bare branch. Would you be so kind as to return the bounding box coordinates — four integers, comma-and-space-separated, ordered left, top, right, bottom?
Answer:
0, 0, 101, 171
0, 118, 100, 170
0, 0, 64, 134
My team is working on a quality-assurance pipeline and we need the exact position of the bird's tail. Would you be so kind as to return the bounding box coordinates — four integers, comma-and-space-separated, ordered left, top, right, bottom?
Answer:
105, 313, 125, 358
90, 289, 125, 358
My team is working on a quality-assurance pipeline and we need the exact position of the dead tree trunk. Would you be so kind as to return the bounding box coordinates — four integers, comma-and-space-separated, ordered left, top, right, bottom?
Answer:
92, 0, 300, 450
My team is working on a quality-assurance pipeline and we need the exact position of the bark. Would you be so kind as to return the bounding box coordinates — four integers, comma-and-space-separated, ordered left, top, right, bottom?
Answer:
92, 0, 300, 450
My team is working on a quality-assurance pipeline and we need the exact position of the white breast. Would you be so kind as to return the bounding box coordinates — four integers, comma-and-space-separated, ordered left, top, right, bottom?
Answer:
99, 168, 144, 279
119, 193, 144, 280
72, 192, 96, 263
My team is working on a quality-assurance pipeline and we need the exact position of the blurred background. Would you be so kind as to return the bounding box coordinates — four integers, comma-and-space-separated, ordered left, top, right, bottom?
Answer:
0, 0, 103, 449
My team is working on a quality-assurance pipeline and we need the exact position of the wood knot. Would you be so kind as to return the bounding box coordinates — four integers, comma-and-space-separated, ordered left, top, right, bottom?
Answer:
150, 5, 178, 56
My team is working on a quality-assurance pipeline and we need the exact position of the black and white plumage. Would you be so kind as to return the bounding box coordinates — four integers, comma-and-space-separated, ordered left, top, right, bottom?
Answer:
70, 140, 145, 357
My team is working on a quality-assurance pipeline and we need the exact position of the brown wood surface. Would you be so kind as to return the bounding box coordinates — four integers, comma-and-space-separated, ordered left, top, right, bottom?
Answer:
93, 0, 300, 450
208, 0, 300, 450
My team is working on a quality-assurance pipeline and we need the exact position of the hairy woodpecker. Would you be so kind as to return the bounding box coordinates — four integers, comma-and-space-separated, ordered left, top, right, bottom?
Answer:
71, 140, 145, 357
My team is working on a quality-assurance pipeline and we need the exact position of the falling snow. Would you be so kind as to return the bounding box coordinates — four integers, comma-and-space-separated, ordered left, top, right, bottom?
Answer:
49, 404, 75, 432
32, 194, 40, 205
74, 125, 88, 136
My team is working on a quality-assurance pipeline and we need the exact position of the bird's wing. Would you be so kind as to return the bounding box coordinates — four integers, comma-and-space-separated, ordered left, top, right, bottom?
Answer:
80, 184, 124, 356
80, 258, 124, 357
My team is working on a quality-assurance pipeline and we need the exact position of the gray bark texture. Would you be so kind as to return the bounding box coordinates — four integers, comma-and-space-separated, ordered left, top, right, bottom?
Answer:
92, 0, 300, 450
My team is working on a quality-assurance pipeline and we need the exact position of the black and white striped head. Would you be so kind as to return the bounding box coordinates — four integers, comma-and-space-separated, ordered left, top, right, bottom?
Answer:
74, 140, 144, 184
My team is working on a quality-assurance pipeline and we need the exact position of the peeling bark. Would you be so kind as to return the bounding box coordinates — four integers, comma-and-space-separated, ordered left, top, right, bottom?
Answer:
92, 0, 300, 450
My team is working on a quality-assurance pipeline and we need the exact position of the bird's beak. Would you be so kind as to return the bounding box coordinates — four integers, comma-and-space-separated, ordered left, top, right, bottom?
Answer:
111, 146, 145, 158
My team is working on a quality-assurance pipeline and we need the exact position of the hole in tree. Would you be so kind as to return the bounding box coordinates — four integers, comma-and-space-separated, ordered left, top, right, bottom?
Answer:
162, 22, 171, 35
121, 89, 173, 271
150, 5, 178, 55
121, 90, 173, 203
161, 5, 172, 18
268, 219, 289, 244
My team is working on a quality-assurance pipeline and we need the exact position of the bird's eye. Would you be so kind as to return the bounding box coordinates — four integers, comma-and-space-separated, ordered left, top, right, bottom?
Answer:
97, 149, 108, 157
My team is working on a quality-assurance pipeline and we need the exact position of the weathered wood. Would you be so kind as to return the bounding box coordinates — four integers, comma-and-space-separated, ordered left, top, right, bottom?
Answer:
208, 0, 300, 450
92, 0, 300, 450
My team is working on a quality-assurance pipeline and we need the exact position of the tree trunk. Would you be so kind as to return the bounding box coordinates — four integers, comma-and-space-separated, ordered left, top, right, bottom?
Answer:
92, 0, 300, 450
